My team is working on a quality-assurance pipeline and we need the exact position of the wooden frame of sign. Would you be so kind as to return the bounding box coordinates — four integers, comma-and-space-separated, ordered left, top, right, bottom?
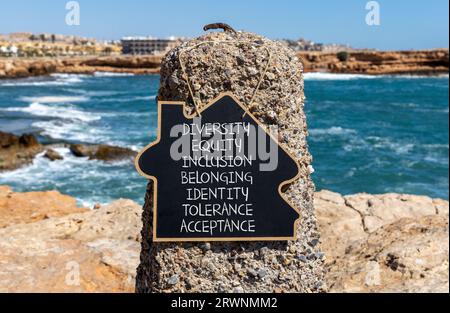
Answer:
135, 92, 301, 242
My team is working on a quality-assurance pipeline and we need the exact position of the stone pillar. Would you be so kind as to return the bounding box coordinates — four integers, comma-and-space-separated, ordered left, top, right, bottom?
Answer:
135, 29, 325, 293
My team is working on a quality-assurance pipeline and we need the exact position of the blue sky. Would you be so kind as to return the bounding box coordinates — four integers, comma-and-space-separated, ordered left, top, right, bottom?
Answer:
0, 0, 448, 50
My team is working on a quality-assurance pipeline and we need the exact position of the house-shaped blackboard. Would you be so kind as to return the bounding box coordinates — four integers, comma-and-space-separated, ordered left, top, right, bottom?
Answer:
135, 93, 301, 242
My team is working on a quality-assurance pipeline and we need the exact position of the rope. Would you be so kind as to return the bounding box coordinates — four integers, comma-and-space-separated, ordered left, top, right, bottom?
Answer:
178, 40, 272, 117
244, 49, 272, 118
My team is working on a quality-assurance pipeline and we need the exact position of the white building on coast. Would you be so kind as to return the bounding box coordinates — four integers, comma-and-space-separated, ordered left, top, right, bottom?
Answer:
121, 36, 182, 55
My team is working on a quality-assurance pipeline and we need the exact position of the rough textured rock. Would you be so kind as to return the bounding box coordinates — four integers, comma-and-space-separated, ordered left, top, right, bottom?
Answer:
315, 190, 449, 293
0, 56, 161, 79
313, 190, 366, 260
0, 198, 142, 292
0, 188, 447, 292
136, 30, 325, 293
70, 144, 137, 162
44, 148, 63, 161
343, 193, 442, 233
79, 56, 161, 69
0, 132, 42, 171
327, 215, 449, 293
300, 49, 449, 75
0, 186, 87, 228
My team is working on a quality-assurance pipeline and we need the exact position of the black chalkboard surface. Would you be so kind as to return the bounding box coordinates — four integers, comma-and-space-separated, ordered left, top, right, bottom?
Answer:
136, 93, 301, 242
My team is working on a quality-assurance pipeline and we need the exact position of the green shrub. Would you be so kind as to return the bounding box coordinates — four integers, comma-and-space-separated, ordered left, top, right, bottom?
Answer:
337, 51, 349, 62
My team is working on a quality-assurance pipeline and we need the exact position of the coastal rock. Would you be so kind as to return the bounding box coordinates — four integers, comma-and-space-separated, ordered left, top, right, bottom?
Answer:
0, 186, 87, 228
0, 188, 447, 292
8, 65, 30, 78
69, 144, 137, 162
0, 198, 142, 292
56, 55, 161, 75
0, 130, 136, 169
69, 144, 93, 157
300, 49, 449, 75
343, 193, 442, 233
327, 215, 449, 293
315, 190, 449, 293
137, 30, 325, 293
313, 190, 366, 260
44, 148, 63, 161
0, 50, 447, 79
28, 61, 57, 76
79, 55, 161, 69
0, 56, 161, 79
0, 131, 42, 171
0, 186, 12, 197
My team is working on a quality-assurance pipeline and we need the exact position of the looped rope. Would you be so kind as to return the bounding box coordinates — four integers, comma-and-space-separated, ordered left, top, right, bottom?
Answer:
178, 40, 272, 117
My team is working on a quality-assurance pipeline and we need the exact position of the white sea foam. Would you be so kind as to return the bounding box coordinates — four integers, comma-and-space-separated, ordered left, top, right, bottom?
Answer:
63, 89, 124, 97
422, 143, 449, 149
62, 87, 156, 102
1, 74, 85, 87
1, 80, 77, 87
51, 73, 89, 79
304, 73, 376, 80
33, 120, 105, 142
31, 119, 145, 147
309, 127, 357, 136
20, 95, 89, 103
0, 148, 89, 187
3, 102, 101, 122
384, 74, 450, 79
134, 95, 156, 100
303, 72, 449, 81
94, 72, 135, 77
1, 100, 152, 145
99, 95, 157, 103
367, 136, 415, 154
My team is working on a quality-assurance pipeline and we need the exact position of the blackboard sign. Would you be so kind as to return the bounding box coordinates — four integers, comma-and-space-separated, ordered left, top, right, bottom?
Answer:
135, 93, 301, 242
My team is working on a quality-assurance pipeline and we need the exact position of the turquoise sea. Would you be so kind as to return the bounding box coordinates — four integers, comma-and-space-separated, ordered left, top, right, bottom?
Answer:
0, 73, 448, 206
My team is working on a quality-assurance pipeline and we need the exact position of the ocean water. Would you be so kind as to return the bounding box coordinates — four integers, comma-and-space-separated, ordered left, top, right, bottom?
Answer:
0, 73, 448, 206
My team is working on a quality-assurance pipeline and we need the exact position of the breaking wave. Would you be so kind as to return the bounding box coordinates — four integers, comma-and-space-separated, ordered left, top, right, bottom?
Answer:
1, 74, 86, 87
3, 102, 101, 122
309, 126, 357, 136
94, 72, 135, 77
0, 147, 143, 207
304, 73, 376, 80
20, 96, 90, 103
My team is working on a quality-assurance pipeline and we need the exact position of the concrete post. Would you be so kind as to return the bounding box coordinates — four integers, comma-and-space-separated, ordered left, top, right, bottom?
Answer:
136, 29, 325, 293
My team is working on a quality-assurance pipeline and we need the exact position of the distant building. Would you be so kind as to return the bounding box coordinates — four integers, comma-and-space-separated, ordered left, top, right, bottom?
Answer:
121, 36, 181, 55
321, 43, 354, 53
280, 38, 324, 52
0, 45, 18, 57
279, 38, 354, 53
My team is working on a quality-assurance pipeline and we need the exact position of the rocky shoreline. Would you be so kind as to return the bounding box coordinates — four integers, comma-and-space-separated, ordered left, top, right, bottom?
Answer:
0, 134, 448, 292
1, 131, 448, 292
0, 132, 137, 172
299, 49, 449, 75
0, 186, 447, 292
0, 49, 448, 79
0, 55, 161, 79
